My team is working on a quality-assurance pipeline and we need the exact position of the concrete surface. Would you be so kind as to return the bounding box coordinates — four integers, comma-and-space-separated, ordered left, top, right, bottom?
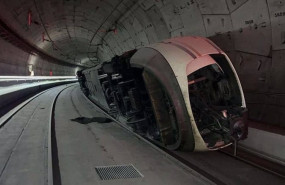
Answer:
54, 85, 211, 185
0, 85, 69, 185
0, 0, 285, 165
0, 84, 284, 185
240, 127, 285, 165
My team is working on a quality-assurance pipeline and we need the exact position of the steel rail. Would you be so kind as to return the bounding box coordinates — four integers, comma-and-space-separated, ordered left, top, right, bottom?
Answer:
80, 89, 216, 185
0, 83, 76, 185
0, 87, 55, 128
48, 84, 77, 185
80, 88, 285, 184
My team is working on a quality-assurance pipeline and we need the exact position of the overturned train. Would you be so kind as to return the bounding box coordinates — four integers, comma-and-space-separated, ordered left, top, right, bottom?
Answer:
77, 36, 248, 151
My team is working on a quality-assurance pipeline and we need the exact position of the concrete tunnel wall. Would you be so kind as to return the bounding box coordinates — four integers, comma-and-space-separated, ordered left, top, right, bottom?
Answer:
0, 37, 76, 76
97, 0, 285, 127
0, 0, 285, 127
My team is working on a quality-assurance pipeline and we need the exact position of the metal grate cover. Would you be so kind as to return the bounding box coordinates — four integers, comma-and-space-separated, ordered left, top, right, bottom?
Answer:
95, 164, 143, 180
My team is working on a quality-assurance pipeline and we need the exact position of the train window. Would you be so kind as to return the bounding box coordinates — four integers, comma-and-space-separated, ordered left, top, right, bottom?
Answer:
210, 54, 242, 105
188, 59, 246, 149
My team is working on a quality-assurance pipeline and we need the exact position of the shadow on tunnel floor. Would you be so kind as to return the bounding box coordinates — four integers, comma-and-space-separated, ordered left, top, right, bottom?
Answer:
71, 117, 112, 124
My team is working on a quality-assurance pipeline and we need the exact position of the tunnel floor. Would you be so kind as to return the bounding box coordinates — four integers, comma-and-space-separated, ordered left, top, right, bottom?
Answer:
0, 84, 284, 185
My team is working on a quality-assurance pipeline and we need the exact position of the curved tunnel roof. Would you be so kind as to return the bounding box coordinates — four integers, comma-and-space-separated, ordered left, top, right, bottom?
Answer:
0, 0, 285, 128
0, 0, 275, 67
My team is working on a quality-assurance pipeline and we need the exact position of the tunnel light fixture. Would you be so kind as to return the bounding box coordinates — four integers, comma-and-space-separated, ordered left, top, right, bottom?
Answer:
28, 10, 32, 26
42, 32, 45, 42
27, 10, 40, 27
42, 32, 50, 42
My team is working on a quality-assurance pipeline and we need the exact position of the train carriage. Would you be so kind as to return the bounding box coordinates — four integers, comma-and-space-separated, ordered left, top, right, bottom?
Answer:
77, 36, 248, 152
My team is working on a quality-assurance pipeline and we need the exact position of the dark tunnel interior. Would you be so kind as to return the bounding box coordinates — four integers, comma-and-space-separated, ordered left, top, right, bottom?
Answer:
0, 1, 285, 180
0, 0, 284, 128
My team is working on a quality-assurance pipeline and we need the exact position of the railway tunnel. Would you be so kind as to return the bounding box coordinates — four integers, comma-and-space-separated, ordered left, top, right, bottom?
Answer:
0, 0, 284, 184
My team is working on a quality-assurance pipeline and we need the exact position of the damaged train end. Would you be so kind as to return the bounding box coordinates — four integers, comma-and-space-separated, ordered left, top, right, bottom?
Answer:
77, 36, 248, 152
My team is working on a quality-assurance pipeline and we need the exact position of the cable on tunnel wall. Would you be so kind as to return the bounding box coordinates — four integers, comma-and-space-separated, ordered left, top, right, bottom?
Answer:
33, 0, 72, 62
87, 0, 135, 65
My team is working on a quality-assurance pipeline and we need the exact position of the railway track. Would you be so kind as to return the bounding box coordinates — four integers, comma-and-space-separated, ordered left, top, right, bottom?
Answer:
1, 84, 284, 185
49, 85, 76, 185
79, 86, 285, 185
0, 84, 76, 185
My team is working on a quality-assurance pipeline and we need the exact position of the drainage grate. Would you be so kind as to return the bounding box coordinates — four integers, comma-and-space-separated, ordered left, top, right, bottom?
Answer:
95, 164, 143, 180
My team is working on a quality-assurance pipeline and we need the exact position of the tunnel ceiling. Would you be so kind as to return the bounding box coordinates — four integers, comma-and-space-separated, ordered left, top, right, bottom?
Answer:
1, 0, 285, 129
0, 0, 282, 68
0, 0, 138, 67
0, 0, 278, 67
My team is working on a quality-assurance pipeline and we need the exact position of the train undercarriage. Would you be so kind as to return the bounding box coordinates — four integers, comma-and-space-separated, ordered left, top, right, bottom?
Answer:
77, 37, 248, 151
